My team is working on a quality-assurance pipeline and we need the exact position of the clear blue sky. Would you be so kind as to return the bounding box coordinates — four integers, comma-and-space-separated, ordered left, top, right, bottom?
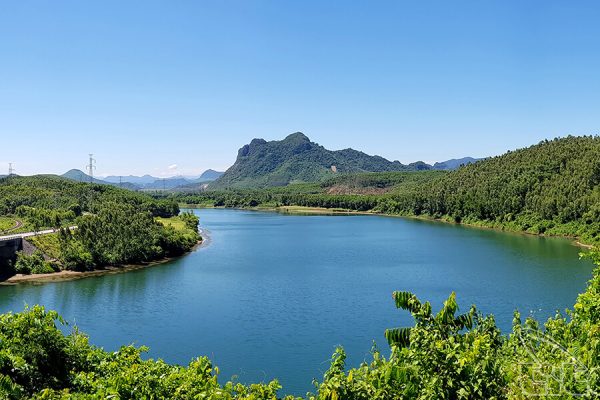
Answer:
1, 1, 599, 177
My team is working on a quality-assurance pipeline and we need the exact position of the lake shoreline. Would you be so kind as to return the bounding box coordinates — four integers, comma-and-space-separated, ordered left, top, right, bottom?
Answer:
0, 229, 209, 286
188, 204, 595, 249
3, 206, 592, 286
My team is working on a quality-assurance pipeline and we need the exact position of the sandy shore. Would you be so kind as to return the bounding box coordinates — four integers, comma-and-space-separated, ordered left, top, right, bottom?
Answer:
1, 231, 208, 285
273, 205, 371, 215
576, 241, 594, 249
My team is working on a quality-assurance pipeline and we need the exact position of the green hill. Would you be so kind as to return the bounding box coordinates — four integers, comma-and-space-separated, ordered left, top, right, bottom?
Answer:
0, 175, 177, 219
210, 132, 430, 188
61, 169, 106, 185
0, 175, 198, 274
198, 169, 224, 181
432, 157, 481, 170
386, 136, 600, 236
313, 135, 600, 242
180, 135, 600, 243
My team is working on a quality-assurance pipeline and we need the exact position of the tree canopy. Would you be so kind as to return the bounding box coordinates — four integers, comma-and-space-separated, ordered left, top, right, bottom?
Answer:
173, 136, 600, 244
0, 175, 199, 273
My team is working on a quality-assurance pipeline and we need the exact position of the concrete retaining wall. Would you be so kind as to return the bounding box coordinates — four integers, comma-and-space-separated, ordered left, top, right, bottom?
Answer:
0, 237, 23, 278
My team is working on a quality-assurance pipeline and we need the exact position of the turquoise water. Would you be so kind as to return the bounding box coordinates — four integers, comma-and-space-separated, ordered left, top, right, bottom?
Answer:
0, 209, 594, 395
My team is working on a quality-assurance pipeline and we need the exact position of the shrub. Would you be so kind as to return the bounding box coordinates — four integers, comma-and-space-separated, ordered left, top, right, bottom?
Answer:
13, 252, 56, 275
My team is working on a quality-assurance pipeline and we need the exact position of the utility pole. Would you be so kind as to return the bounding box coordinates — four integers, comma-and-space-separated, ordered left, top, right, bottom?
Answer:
86, 154, 96, 183
119, 176, 123, 188
8, 163, 14, 176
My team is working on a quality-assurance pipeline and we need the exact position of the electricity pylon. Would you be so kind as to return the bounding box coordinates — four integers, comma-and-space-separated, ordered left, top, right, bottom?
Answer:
86, 154, 96, 183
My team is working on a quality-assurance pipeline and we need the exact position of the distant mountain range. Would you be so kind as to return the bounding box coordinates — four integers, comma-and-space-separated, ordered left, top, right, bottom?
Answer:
197, 169, 224, 181
58, 133, 478, 191
102, 169, 223, 186
103, 174, 158, 185
62, 169, 110, 185
211, 132, 479, 188
432, 157, 480, 170
60, 169, 224, 190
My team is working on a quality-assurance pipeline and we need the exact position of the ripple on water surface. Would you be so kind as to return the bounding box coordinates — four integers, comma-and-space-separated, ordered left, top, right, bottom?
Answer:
0, 209, 594, 395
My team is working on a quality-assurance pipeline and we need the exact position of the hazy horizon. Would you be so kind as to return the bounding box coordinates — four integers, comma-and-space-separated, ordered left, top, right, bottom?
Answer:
0, 131, 550, 179
2, 1, 600, 176
4, 130, 495, 178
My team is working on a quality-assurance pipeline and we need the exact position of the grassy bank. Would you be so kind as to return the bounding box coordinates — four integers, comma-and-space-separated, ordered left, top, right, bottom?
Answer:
0, 216, 18, 232
26, 233, 62, 259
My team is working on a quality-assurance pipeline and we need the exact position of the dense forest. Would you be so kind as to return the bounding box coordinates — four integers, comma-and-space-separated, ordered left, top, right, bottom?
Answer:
210, 132, 431, 189
0, 175, 200, 274
171, 136, 600, 244
1, 252, 598, 398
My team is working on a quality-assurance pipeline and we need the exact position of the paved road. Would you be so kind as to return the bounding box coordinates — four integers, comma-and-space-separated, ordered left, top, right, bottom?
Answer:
0, 226, 77, 242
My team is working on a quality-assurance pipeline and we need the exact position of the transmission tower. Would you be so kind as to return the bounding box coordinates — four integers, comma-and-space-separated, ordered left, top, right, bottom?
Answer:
8, 163, 15, 176
86, 154, 96, 183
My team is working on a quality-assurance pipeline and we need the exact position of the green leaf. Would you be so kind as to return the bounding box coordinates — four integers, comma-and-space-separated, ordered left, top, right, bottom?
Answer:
392, 291, 422, 314
384, 327, 411, 348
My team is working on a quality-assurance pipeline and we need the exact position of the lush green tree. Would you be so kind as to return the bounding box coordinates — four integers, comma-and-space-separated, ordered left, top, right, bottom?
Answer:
13, 251, 56, 275
0, 176, 196, 272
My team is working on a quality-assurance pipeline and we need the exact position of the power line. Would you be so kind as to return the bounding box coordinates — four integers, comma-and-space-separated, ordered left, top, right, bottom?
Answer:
8, 163, 14, 176
86, 154, 96, 183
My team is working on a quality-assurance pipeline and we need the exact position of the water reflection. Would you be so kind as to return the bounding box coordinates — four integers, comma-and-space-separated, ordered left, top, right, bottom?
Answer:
0, 209, 594, 395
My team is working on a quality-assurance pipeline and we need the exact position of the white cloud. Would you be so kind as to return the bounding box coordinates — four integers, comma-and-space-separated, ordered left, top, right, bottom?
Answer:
167, 164, 178, 171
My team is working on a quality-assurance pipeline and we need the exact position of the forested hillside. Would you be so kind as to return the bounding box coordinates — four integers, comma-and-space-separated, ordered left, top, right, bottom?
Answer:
0, 175, 178, 227
176, 136, 600, 243
0, 175, 199, 275
211, 132, 430, 189
381, 135, 600, 241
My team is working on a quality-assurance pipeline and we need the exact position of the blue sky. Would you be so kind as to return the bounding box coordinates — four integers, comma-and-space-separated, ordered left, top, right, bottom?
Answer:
1, 1, 599, 177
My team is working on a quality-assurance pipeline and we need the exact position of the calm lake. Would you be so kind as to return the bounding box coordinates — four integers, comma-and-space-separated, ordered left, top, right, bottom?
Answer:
0, 209, 595, 395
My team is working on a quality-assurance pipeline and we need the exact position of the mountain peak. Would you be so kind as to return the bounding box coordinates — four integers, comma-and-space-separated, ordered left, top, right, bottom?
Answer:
62, 169, 105, 184
198, 169, 224, 181
433, 157, 480, 170
283, 132, 310, 142
212, 132, 428, 188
